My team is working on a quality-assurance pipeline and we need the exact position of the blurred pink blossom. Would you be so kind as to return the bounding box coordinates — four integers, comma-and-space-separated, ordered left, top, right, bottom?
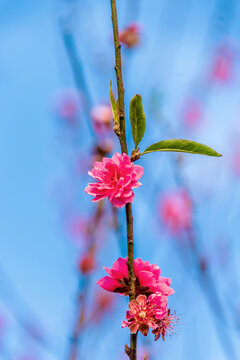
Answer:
199, 256, 209, 272
67, 216, 89, 243
119, 23, 141, 49
208, 44, 235, 84
91, 104, 113, 135
95, 290, 115, 311
51, 88, 81, 125
138, 348, 151, 360
159, 189, 192, 234
181, 98, 203, 128
91, 139, 114, 163
122, 294, 168, 336
78, 253, 96, 274
97, 257, 174, 297
85, 153, 143, 208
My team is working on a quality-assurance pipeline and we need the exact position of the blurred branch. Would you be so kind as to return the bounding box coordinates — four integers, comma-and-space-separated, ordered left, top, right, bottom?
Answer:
59, 18, 95, 138
67, 200, 105, 360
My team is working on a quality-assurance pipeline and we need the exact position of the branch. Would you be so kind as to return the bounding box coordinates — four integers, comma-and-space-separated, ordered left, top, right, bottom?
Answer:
68, 200, 105, 360
60, 18, 95, 138
109, 0, 137, 358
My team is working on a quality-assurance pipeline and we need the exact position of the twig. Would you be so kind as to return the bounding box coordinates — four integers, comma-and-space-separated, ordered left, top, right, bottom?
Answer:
60, 18, 95, 138
67, 200, 105, 360
109, 0, 137, 358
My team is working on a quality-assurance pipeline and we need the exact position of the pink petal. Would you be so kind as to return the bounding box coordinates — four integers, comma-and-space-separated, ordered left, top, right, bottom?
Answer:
147, 320, 158, 330
155, 308, 168, 320
137, 270, 156, 287
155, 282, 175, 296
112, 152, 122, 165
139, 323, 149, 336
111, 257, 128, 278
96, 276, 120, 292
136, 294, 147, 307
92, 194, 107, 202
110, 196, 126, 208
129, 322, 139, 334
129, 300, 139, 314
133, 165, 144, 180
160, 276, 172, 286
121, 320, 130, 328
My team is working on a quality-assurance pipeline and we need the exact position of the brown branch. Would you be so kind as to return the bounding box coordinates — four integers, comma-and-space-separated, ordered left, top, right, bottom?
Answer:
60, 18, 95, 139
109, 0, 137, 358
68, 200, 105, 360
110, 0, 128, 155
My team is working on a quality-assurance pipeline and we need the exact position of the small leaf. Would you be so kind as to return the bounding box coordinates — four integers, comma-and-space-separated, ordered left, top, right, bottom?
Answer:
110, 80, 119, 125
129, 94, 146, 149
141, 139, 222, 157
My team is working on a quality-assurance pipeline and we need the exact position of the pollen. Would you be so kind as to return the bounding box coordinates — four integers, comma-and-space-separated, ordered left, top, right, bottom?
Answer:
138, 311, 147, 319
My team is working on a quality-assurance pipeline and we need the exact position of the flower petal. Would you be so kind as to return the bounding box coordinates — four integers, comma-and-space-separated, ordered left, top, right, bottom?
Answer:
96, 276, 120, 292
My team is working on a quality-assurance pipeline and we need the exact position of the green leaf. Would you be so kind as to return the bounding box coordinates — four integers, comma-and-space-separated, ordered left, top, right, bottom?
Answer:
129, 94, 146, 149
110, 80, 119, 125
141, 139, 222, 157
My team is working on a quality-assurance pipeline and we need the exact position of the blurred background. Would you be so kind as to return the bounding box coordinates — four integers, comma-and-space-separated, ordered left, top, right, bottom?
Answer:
1, 0, 240, 359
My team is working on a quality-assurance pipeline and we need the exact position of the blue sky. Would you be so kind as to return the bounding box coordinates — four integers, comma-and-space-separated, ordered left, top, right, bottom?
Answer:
1, 0, 240, 359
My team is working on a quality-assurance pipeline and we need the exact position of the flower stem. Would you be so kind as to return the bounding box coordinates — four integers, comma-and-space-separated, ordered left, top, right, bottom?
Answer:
109, 0, 137, 358
110, 0, 128, 155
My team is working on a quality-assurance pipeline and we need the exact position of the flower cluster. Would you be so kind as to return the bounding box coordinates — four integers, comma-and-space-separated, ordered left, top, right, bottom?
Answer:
97, 257, 176, 341
85, 153, 144, 208
85, 152, 177, 341
122, 294, 167, 335
122, 294, 177, 340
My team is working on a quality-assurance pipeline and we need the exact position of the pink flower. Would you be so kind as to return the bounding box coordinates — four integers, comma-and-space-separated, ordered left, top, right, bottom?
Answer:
181, 98, 203, 129
119, 23, 141, 48
78, 253, 96, 274
67, 216, 89, 242
51, 88, 81, 126
95, 291, 115, 311
85, 153, 144, 208
122, 294, 168, 336
152, 309, 179, 341
97, 257, 174, 297
208, 43, 235, 84
91, 104, 113, 134
159, 189, 192, 234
